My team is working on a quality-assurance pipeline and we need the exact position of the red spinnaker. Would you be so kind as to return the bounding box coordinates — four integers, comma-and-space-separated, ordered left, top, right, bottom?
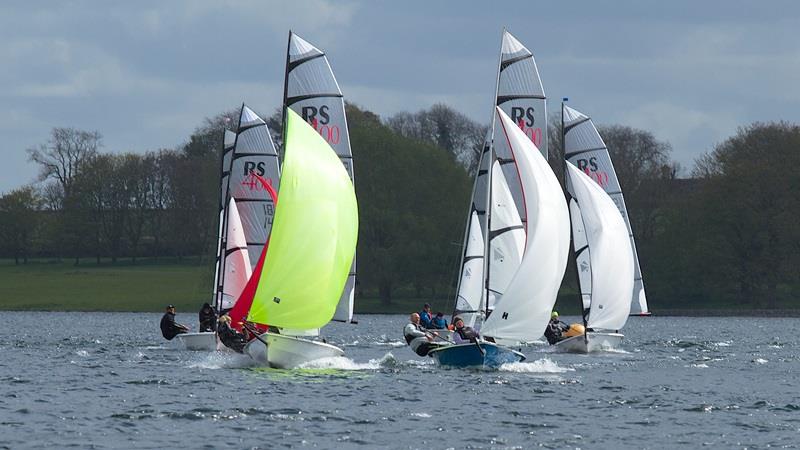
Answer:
228, 175, 278, 331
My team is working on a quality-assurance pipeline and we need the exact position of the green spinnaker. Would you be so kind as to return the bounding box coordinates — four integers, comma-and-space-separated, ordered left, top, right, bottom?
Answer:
246, 108, 358, 329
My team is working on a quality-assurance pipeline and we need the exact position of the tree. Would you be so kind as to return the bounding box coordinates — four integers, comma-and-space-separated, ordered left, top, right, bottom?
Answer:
0, 186, 41, 264
687, 122, 800, 307
27, 127, 102, 198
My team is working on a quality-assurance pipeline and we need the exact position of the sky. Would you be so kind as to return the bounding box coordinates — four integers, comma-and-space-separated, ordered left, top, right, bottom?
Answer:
2, 0, 799, 192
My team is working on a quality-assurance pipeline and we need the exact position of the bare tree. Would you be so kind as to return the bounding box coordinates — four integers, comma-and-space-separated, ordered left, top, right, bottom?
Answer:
27, 127, 102, 198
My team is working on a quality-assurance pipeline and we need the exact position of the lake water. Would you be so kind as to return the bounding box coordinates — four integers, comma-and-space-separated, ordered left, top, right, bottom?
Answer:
1, 312, 798, 449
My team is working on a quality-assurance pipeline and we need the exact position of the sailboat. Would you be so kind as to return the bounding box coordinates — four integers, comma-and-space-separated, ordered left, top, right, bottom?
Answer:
176, 129, 238, 351
562, 104, 650, 316
177, 105, 280, 351
429, 107, 570, 368
284, 31, 357, 325
554, 163, 634, 353
243, 108, 358, 369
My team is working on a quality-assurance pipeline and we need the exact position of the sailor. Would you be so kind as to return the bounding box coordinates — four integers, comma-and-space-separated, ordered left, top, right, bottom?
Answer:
217, 314, 247, 353
404, 312, 442, 356
160, 304, 189, 340
198, 302, 217, 332
452, 316, 480, 344
419, 304, 434, 329
544, 311, 570, 345
431, 312, 448, 329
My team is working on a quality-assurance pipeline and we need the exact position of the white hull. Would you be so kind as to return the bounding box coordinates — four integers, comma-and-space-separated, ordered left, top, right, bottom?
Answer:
176, 332, 217, 351
243, 336, 268, 363
266, 333, 344, 369
553, 332, 624, 353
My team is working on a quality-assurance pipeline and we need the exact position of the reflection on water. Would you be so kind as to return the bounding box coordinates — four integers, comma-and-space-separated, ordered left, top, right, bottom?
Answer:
1, 312, 799, 449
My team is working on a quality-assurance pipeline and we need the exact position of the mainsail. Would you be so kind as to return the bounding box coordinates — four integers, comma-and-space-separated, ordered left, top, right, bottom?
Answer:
481, 108, 570, 343
214, 105, 281, 309
562, 104, 649, 315
565, 163, 634, 330
247, 108, 358, 330
453, 211, 484, 328
212, 129, 237, 308
284, 31, 356, 323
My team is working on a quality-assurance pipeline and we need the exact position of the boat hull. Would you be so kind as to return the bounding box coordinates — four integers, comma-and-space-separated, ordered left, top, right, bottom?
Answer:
243, 337, 268, 363
428, 342, 525, 368
176, 332, 217, 351
553, 332, 624, 353
266, 333, 344, 369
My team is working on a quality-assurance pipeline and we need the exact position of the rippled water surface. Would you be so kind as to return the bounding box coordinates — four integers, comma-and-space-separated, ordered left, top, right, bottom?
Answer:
1, 312, 798, 449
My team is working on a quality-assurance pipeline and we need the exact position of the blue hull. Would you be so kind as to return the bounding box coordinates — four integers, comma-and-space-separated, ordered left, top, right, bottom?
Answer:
428, 342, 526, 369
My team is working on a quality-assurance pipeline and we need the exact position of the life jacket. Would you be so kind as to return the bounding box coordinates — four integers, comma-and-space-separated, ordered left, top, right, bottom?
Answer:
404, 323, 422, 345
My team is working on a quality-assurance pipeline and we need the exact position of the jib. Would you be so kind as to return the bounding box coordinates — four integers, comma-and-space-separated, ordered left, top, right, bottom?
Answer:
510, 107, 536, 127
243, 161, 266, 176
301, 105, 330, 125
576, 157, 598, 172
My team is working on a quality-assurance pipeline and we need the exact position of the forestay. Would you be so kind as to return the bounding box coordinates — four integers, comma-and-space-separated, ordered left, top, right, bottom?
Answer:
481, 108, 570, 343
565, 163, 634, 330
247, 109, 358, 331
563, 104, 649, 315
285, 31, 356, 323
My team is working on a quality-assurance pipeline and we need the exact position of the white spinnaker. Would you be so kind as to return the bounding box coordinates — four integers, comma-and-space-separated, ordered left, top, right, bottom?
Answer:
454, 211, 485, 328
565, 163, 634, 330
487, 161, 525, 310
563, 104, 648, 315
285, 31, 355, 323
482, 108, 570, 343
220, 198, 253, 310
212, 129, 238, 308
228, 105, 281, 269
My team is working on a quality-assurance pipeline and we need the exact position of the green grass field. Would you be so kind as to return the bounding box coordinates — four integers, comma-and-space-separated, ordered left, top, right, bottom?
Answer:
0, 259, 211, 312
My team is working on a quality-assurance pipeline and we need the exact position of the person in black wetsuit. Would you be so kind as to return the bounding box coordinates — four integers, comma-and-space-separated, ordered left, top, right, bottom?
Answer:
160, 305, 189, 340
403, 313, 443, 356
452, 316, 480, 344
217, 314, 247, 353
544, 311, 570, 345
198, 302, 217, 332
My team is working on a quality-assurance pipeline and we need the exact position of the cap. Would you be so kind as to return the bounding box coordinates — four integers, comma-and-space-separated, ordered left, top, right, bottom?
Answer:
551, 311, 559, 318
166, 304, 175, 309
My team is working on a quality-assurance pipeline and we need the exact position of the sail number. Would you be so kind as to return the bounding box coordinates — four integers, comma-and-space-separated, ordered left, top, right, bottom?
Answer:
241, 174, 275, 192
518, 124, 543, 148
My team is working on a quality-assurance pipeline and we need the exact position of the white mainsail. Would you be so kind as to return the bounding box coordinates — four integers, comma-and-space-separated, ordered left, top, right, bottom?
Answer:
565, 163, 634, 330
212, 129, 237, 307
285, 31, 356, 323
563, 104, 649, 315
454, 211, 484, 328
487, 161, 525, 311
220, 198, 253, 309
481, 107, 570, 343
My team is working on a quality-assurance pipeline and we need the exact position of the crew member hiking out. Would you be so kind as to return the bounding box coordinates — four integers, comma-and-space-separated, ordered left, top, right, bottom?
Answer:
160, 305, 189, 340
404, 312, 445, 356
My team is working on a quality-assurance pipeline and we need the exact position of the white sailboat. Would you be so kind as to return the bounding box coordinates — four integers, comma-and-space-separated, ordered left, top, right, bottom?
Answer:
176, 129, 237, 351
177, 198, 252, 350
430, 107, 570, 368
554, 163, 634, 353
562, 104, 650, 315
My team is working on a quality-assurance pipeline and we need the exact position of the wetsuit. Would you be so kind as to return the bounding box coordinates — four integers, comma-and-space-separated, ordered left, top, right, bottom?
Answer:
160, 312, 188, 340
544, 319, 570, 345
404, 323, 440, 356
453, 326, 479, 344
198, 305, 217, 332
217, 322, 247, 353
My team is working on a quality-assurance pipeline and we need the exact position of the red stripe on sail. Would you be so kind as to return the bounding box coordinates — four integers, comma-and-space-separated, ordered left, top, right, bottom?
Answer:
228, 175, 278, 331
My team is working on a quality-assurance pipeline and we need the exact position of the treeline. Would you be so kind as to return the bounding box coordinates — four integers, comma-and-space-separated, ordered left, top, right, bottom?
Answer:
1, 103, 798, 310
